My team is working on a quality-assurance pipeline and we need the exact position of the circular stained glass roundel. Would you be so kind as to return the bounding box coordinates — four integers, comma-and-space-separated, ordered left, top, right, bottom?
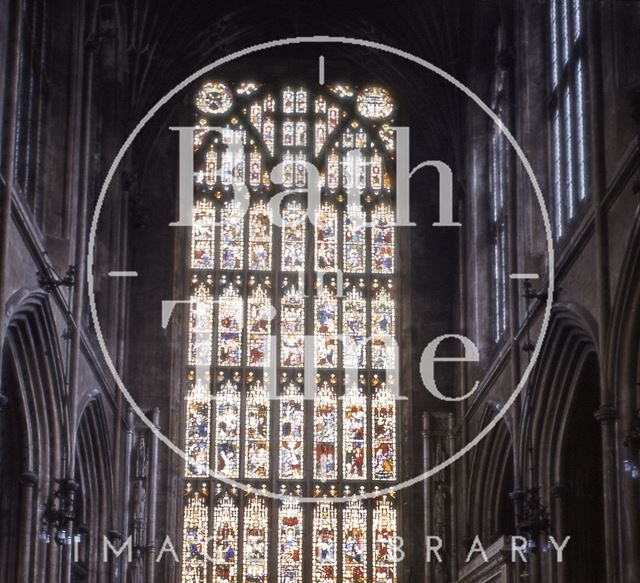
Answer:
195, 81, 233, 114
356, 86, 394, 120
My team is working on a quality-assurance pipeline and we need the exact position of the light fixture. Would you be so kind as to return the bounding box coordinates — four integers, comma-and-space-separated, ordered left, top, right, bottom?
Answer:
40, 479, 80, 546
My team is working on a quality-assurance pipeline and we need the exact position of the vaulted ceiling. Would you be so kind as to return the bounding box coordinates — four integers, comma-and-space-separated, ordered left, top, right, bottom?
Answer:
98, 0, 486, 165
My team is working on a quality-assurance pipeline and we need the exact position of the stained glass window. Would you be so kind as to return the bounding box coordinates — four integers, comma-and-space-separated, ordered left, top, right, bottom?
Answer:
549, 0, 588, 238
372, 383, 397, 481
372, 204, 395, 274
244, 381, 270, 479
185, 375, 211, 477
281, 201, 306, 271
220, 201, 245, 270
344, 205, 366, 273
314, 286, 338, 368
312, 499, 338, 583
188, 281, 213, 366
371, 287, 395, 370
279, 382, 304, 480
343, 496, 368, 583
343, 385, 368, 480
192, 199, 215, 269
247, 284, 272, 367
214, 380, 241, 478
280, 285, 305, 368
183, 81, 401, 583
373, 496, 398, 582
211, 491, 239, 583
315, 203, 338, 271
242, 496, 269, 583
249, 202, 272, 271
314, 382, 338, 480
217, 284, 243, 367
182, 483, 209, 583
278, 495, 304, 583
343, 286, 367, 369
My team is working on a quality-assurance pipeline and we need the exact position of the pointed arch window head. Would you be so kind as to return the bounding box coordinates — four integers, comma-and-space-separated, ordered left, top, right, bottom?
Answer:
182, 80, 401, 583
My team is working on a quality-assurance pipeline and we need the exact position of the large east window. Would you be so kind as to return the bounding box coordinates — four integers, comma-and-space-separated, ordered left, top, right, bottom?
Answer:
549, 0, 589, 238
181, 80, 401, 582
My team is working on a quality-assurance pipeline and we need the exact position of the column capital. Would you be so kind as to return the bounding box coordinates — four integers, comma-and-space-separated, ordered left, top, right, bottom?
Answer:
19, 471, 38, 486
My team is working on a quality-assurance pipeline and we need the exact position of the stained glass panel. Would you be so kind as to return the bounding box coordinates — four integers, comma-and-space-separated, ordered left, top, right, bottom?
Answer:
278, 496, 304, 583
205, 145, 218, 188
314, 382, 338, 480
281, 202, 306, 272
373, 383, 397, 481
247, 284, 272, 367
343, 385, 367, 480
314, 286, 338, 368
372, 204, 395, 273
344, 205, 366, 273
356, 87, 394, 119
244, 381, 271, 479
371, 151, 383, 192
188, 282, 213, 366
371, 287, 395, 370
217, 284, 243, 366
312, 500, 337, 583
373, 496, 398, 582
192, 199, 215, 270
214, 380, 240, 478
249, 150, 262, 189
280, 286, 305, 368
315, 203, 337, 271
181, 483, 209, 583
185, 375, 211, 477
343, 287, 367, 369
242, 496, 269, 583
264, 116, 275, 154
295, 152, 307, 188
327, 151, 339, 192
220, 201, 245, 270
283, 88, 295, 113
315, 118, 327, 156
249, 202, 272, 271
343, 497, 368, 583
279, 382, 304, 480
211, 492, 238, 583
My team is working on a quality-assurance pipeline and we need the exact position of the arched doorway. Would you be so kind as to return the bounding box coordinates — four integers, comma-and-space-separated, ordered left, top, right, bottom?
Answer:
0, 350, 25, 581
561, 353, 605, 582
